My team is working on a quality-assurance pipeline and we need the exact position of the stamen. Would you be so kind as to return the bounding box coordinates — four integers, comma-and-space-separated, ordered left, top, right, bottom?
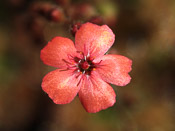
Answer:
62, 59, 72, 65
77, 51, 84, 59
75, 73, 81, 79
60, 69, 69, 71
77, 51, 83, 54
86, 75, 90, 79
67, 54, 74, 60
91, 57, 95, 61
66, 64, 77, 69
87, 52, 90, 58
97, 60, 103, 64
93, 68, 96, 71
77, 78, 82, 86
77, 74, 84, 87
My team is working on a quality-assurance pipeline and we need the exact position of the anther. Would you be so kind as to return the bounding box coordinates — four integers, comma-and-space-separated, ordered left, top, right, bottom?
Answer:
84, 56, 87, 61
87, 53, 90, 57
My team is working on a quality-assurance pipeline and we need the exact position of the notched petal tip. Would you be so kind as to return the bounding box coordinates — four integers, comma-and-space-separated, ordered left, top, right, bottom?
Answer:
78, 72, 116, 113
75, 22, 115, 58
85, 97, 116, 113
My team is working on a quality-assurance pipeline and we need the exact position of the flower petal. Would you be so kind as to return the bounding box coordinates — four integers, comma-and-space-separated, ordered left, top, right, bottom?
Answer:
75, 22, 115, 58
96, 54, 132, 86
40, 37, 77, 68
41, 69, 80, 104
78, 72, 116, 113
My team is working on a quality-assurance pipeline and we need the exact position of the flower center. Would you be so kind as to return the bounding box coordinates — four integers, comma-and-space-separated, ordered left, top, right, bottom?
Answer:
77, 58, 93, 74
80, 61, 90, 70
64, 52, 101, 75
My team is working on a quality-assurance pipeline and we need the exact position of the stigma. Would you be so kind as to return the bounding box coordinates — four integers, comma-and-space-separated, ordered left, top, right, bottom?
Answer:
79, 61, 90, 70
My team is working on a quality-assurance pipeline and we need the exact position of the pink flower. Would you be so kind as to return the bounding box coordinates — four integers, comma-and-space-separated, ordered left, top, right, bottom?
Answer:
40, 22, 132, 113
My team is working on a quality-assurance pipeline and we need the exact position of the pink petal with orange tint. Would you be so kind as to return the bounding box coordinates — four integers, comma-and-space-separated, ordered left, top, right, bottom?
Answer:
75, 22, 115, 58
40, 37, 77, 68
41, 69, 80, 104
78, 72, 116, 113
96, 55, 132, 86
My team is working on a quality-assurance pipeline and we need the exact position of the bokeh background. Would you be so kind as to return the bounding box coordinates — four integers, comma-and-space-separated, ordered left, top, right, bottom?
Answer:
0, 0, 175, 131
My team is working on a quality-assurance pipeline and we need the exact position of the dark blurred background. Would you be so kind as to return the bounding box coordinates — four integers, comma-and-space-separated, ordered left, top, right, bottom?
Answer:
0, 0, 175, 131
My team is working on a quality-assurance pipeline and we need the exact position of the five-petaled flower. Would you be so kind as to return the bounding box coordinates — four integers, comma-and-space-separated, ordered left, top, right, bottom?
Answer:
40, 22, 132, 113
